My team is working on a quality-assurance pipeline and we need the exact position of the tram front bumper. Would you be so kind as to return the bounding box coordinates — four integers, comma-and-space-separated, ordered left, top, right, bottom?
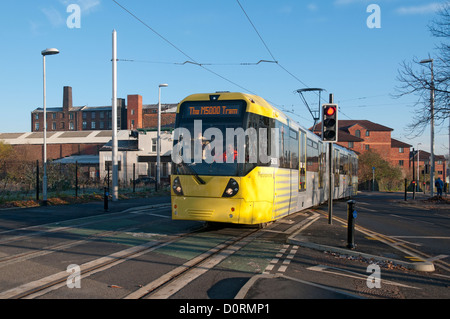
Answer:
171, 196, 254, 224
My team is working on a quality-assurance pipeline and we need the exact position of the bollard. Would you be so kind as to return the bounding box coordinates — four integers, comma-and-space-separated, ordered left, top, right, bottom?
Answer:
347, 200, 356, 249
104, 187, 109, 211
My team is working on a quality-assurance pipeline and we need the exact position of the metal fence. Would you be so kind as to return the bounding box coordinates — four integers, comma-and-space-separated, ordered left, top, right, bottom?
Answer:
0, 160, 167, 205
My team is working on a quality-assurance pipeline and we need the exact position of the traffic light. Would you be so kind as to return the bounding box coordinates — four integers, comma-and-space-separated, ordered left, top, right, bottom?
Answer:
322, 104, 338, 142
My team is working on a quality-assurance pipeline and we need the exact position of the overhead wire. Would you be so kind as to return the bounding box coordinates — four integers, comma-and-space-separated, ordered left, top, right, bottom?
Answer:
111, 0, 259, 95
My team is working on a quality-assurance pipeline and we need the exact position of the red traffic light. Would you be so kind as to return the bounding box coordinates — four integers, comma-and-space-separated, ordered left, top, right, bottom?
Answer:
325, 106, 336, 116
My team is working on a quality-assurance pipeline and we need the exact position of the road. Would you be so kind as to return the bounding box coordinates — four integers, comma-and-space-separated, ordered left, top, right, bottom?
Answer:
0, 192, 448, 312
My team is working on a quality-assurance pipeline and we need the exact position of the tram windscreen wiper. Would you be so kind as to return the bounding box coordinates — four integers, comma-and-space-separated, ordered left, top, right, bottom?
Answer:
177, 161, 206, 184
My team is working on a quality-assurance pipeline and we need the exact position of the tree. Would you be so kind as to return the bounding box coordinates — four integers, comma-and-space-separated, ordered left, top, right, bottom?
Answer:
358, 151, 403, 191
395, 2, 450, 137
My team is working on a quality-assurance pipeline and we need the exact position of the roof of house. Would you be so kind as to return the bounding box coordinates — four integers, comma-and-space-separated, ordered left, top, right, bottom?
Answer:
391, 138, 412, 148
312, 120, 393, 133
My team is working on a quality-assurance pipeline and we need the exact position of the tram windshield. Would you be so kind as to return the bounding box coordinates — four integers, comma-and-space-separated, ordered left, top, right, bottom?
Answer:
172, 100, 257, 177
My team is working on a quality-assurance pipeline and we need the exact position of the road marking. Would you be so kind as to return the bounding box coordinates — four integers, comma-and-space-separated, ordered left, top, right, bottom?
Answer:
307, 265, 419, 289
426, 254, 448, 262
391, 236, 450, 240
390, 214, 434, 225
263, 245, 298, 275
142, 234, 258, 299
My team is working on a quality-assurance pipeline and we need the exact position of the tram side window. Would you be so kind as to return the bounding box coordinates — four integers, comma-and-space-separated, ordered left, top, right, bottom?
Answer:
334, 149, 340, 187
290, 129, 299, 170
340, 154, 348, 175
306, 138, 319, 172
348, 155, 353, 186
276, 122, 291, 169
246, 113, 275, 169
299, 131, 306, 191
318, 142, 325, 188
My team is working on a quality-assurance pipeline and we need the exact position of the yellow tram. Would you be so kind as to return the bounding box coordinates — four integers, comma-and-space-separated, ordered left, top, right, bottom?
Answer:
170, 92, 357, 226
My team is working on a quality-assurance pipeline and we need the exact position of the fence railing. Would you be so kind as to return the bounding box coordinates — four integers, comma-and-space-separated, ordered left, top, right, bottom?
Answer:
0, 160, 168, 205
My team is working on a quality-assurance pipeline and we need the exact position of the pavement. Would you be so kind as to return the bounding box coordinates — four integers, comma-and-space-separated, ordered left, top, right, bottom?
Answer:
236, 193, 440, 299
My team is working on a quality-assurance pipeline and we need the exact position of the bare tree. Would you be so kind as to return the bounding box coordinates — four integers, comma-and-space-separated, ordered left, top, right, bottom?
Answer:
395, 2, 450, 137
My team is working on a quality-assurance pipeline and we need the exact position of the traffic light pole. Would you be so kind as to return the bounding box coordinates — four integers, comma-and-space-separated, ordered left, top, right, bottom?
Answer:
328, 94, 333, 225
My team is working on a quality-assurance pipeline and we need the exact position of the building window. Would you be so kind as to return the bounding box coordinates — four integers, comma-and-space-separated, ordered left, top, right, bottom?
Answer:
83, 112, 87, 119
399, 147, 404, 153
82, 121, 87, 129
131, 109, 135, 115
61, 122, 65, 129
52, 113, 56, 119
100, 112, 104, 119
35, 113, 39, 120
438, 170, 443, 174
92, 112, 96, 119
152, 138, 157, 152
100, 121, 104, 129
348, 142, 354, 148
365, 130, 370, 136
91, 122, 96, 129
365, 144, 370, 150
69, 113, 74, 120
35, 122, 39, 131
355, 130, 361, 138
399, 160, 404, 166
70, 121, 74, 130
52, 122, 56, 130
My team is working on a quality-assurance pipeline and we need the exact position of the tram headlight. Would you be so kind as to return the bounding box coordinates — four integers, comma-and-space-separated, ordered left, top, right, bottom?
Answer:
222, 178, 239, 197
172, 177, 184, 196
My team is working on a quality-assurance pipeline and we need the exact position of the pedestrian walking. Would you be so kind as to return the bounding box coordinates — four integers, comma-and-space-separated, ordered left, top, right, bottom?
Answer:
435, 177, 444, 197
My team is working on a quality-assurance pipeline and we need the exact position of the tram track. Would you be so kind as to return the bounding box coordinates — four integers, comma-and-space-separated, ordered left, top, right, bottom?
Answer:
0, 204, 172, 264
125, 228, 261, 299
1, 227, 260, 299
0, 209, 261, 299
0, 225, 195, 299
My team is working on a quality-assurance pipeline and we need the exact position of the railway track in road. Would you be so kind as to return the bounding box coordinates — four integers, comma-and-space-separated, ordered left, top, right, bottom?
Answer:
0, 204, 172, 268
0, 203, 263, 299
124, 228, 260, 299
0, 206, 316, 299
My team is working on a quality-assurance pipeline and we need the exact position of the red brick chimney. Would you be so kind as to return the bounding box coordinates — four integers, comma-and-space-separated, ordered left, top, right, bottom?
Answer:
63, 86, 73, 111
127, 94, 142, 129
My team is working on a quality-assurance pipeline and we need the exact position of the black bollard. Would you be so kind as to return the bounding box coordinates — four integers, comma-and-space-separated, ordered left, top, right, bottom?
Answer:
347, 200, 356, 249
104, 187, 109, 211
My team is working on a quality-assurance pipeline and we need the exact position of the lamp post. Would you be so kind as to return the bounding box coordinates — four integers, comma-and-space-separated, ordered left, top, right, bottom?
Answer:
41, 48, 60, 206
157, 83, 168, 190
416, 143, 421, 192
420, 58, 435, 197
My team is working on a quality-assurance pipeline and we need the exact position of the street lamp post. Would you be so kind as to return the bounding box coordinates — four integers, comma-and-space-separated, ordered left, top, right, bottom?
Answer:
416, 143, 421, 192
41, 48, 60, 206
420, 58, 435, 197
157, 84, 168, 191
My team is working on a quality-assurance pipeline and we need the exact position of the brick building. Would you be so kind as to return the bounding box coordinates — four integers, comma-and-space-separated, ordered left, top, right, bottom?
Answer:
312, 120, 412, 177
31, 86, 177, 133
412, 150, 447, 189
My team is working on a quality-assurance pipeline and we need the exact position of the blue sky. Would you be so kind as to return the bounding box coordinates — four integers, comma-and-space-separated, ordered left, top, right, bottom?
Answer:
0, 0, 448, 156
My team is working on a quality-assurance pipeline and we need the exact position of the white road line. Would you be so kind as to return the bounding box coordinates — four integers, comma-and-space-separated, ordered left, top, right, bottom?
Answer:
307, 265, 419, 289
